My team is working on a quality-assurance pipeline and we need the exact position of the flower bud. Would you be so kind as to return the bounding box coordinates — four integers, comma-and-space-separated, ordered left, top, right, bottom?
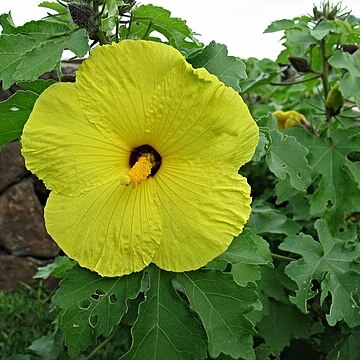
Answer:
342, 44, 359, 55
68, 3, 96, 31
288, 57, 312, 73
325, 84, 344, 117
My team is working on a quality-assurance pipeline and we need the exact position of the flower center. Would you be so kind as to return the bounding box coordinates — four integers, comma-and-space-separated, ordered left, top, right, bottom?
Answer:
123, 145, 162, 185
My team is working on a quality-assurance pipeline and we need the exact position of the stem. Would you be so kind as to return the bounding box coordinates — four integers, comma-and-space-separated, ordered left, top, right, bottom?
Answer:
126, 13, 133, 39
270, 74, 321, 86
141, 20, 154, 39
320, 38, 333, 136
115, 16, 120, 42
93, 0, 109, 45
271, 253, 295, 262
97, 30, 109, 45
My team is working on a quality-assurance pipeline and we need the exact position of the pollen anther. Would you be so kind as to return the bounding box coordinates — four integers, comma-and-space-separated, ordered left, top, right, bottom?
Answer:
127, 153, 155, 185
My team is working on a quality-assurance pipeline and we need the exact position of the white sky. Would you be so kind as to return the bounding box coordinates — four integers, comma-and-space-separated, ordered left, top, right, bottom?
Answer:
0, 0, 359, 59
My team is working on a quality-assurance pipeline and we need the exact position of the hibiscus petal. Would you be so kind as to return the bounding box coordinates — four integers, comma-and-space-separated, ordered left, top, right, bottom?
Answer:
45, 179, 162, 276
75, 40, 185, 149
152, 162, 252, 271
145, 62, 259, 168
21, 83, 129, 196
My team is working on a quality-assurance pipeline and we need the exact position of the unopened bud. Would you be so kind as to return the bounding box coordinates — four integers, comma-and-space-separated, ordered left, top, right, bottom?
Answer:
342, 44, 359, 55
325, 84, 344, 117
68, 3, 96, 31
288, 57, 312, 73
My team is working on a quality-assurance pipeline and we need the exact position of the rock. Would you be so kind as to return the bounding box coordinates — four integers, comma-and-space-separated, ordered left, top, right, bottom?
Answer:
0, 179, 59, 258
0, 255, 43, 290
0, 141, 27, 193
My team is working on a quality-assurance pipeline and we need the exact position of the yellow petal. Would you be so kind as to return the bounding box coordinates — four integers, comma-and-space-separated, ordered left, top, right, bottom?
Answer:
152, 161, 252, 272
75, 40, 185, 149
144, 62, 259, 169
21, 83, 129, 196
45, 179, 162, 276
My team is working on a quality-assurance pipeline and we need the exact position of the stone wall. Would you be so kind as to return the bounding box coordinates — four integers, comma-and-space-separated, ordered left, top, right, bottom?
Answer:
0, 141, 60, 290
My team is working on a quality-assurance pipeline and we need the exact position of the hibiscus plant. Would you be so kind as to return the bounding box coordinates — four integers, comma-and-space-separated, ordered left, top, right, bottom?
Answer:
0, 1, 359, 359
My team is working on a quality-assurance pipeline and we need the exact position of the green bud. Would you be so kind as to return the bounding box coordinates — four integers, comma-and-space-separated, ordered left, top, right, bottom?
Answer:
325, 84, 344, 117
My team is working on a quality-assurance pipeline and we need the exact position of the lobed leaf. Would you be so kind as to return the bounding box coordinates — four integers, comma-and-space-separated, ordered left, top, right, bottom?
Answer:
132, 5, 202, 56
289, 128, 360, 232
264, 19, 297, 33
52, 265, 143, 357
310, 20, 337, 40
188, 41, 247, 92
256, 300, 310, 358
0, 19, 88, 88
177, 270, 259, 360
279, 219, 360, 327
34, 256, 76, 279
248, 201, 300, 236
0, 34, 37, 88
265, 129, 312, 192
122, 266, 207, 360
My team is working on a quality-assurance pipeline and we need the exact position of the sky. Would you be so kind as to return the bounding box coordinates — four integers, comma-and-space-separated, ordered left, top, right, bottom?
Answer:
0, 0, 359, 59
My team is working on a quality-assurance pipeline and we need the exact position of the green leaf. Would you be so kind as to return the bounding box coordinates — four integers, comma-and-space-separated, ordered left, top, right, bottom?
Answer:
0, 90, 38, 148
232, 264, 262, 286
18, 79, 56, 94
0, 34, 37, 88
187, 41, 247, 91
284, 28, 317, 56
264, 19, 296, 33
310, 20, 337, 40
265, 129, 312, 192
28, 331, 64, 360
132, 5, 202, 55
328, 51, 360, 77
63, 28, 90, 57
52, 265, 143, 357
14, 30, 88, 83
259, 267, 296, 304
248, 201, 300, 236
122, 266, 207, 360
329, 51, 360, 106
100, 0, 119, 33
275, 174, 299, 204
214, 228, 272, 286
289, 128, 360, 232
279, 219, 360, 327
327, 331, 360, 360
321, 271, 360, 327
0, 19, 88, 88
216, 228, 272, 266
13, 38, 64, 84
177, 270, 258, 360
34, 256, 76, 279
10, 20, 72, 40
252, 131, 268, 163
0, 12, 17, 34
39, 1, 68, 13
338, 72, 360, 107
257, 300, 310, 358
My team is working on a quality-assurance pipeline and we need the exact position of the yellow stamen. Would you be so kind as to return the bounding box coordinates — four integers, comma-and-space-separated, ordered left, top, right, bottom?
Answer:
127, 154, 154, 185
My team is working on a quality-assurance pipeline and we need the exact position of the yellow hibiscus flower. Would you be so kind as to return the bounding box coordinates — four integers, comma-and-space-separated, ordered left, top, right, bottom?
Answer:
21, 40, 259, 277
